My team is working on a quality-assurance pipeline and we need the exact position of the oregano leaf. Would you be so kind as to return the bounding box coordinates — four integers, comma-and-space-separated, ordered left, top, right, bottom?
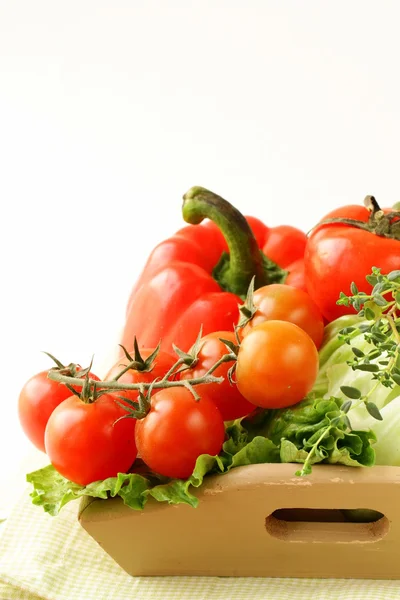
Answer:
352, 347, 364, 358
350, 282, 358, 295
365, 307, 376, 320
354, 363, 380, 372
341, 400, 352, 413
340, 386, 362, 399
391, 373, 400, 386
387, 270, 400, 281
365, 401, 383, 421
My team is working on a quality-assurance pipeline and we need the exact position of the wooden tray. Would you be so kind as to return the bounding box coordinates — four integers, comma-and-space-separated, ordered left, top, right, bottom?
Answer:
78, 463, 400, 578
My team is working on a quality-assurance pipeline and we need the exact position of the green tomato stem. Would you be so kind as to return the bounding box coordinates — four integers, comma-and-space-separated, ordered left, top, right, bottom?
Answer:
47, 351, 237, 395
48, 370, 224, 392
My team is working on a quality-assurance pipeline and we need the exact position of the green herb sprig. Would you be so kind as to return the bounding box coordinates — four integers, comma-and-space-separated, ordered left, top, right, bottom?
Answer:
298, 267, 400, 476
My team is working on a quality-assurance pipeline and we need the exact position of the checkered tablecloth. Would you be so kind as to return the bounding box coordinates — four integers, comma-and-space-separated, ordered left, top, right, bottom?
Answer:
1, 486, 400, 599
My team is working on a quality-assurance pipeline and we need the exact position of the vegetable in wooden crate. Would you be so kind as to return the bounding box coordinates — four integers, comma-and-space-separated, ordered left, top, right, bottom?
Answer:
25, 266, 400, 516
18, 184, 400, 520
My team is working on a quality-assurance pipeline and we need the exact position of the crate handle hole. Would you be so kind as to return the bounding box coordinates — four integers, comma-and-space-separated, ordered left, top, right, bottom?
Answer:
265, 508, 389, 543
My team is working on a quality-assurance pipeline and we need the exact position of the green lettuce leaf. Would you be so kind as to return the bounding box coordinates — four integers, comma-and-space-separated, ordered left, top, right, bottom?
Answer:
27, 430, 279, 516
251, 396, 376, 468
27, 396, 374, 516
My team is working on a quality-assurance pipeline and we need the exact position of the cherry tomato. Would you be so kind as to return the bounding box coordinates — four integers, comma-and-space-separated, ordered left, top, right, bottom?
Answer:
241, 284, 324, 348
135, 387, 225, 479
105, 349, 177, 406
262, 225, 307, 268
180, 331, 254, 421
236, 320, 319, 409
45, 393, 137, 485
245, 215, 270, 247
18, 367, 99, 453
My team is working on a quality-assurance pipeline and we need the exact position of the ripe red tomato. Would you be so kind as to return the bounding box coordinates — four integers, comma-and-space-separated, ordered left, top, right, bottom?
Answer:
285, 258, 306, 292
245, 215, 270, 247
105, 349, 177, 405
320, 204, 370, 222
180, 331, 254, 421
44, 393, 137, 485
305, 203, 400, 322
236, 320, 319, 409
18, 367, 99, 453
262, 225, 307, 268
241, 284, 324, 348
135, 387, 225, 479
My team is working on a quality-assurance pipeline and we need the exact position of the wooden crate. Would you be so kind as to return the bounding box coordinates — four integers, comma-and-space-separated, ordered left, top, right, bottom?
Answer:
78, 463, 400, 578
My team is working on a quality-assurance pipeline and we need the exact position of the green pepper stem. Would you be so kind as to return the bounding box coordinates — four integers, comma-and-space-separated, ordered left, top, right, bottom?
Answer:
182, 186, 268, 297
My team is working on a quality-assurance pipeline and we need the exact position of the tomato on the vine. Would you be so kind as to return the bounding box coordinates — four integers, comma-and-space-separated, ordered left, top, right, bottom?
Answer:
236, 320, 319, 409
44, 392, 137, 485
180, 331, 254, 421
240, 284, 324, 348
135, 387, 225, 479
18, 366, 99, 453
105, 348, 177, 405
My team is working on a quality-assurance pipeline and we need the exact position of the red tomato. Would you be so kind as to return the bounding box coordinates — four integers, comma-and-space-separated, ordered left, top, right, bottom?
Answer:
245, 215, 270, 247
45, 393, 137, 485
236, 320, 319, 409
262, 225, 307, 268
241, 284, 324, 348
105, 349, 177, 405
18, 367, 99, 453
321, 205, 370, 222
135, 387, 225, 479
305, 203, 400, 322
319, 204, 399, 224
285, 258, 306, 292
180, 331, 254, 421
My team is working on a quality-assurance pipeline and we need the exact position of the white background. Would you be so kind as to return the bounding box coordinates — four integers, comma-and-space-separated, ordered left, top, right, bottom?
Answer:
1, 1, 400, 511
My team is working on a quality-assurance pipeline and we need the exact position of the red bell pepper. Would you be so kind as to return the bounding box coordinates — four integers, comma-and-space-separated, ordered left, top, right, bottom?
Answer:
121, 187, 306, 353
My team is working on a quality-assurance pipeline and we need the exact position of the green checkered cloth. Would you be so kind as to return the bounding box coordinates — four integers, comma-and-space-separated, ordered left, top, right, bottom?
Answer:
1, 488, 400, 600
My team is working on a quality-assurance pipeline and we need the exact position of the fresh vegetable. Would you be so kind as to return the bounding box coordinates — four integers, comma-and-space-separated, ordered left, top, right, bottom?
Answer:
18, 358, 99, 453
305, 196, 400, 322
121, 186, 303, 353
285, 258, 306, 292
23, 187, 400, 518
311, 268, 400, 467
236, 320, 319, 408
262, 225, 307, 268
27, 396, 374, 515
239, 283, 324, 348
248, 397, 375, 475
135, 387, 225, 479
180, 330, 254, 421
41, 336, 229, 483
105, 343, 177, 405
44, 391, 138, 486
